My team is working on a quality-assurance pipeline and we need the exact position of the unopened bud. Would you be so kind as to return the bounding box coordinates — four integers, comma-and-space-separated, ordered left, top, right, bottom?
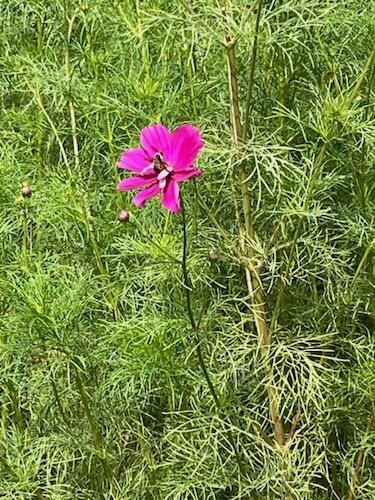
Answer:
21, 185, 32, 198
208, 250, 220, 263
117, 209, 130, 223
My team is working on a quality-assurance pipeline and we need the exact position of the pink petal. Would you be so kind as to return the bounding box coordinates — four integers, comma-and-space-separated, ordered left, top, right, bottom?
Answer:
162, 179, 180, 213
140, 124, 171, 158
157, 169, 170, 181
173, 167, 202, 182
117, 174, 156, 191
169, 124, 204, 170
141, 165, 156, 175
118, 148, 152, 173
132, 183, 161, 208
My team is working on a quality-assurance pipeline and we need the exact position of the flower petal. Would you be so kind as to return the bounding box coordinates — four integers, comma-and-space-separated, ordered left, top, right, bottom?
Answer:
162, 179, 180, 213
173, 167, 202, 182
169, 124, 204, 170
140, 124, 171, 158
117, 174, 156, 191
132, 183, 160, 208
141, 165, 156, 175
157, 169, 170, 181
118, 148, 151, 172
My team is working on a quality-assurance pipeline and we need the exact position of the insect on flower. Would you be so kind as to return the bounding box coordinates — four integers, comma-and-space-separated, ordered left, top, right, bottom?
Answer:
153, 153, 165, 173
117, 124, 204, 213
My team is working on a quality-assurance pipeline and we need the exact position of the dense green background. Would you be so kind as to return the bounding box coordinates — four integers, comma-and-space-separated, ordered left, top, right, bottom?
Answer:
1, 1, 375, 498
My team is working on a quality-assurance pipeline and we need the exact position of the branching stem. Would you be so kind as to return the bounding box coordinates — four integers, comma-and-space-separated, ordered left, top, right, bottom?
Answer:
225, 24, 285, 447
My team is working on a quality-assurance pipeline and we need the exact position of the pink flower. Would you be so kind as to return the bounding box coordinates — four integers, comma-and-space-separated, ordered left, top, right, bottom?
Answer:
117, 124, 204, 213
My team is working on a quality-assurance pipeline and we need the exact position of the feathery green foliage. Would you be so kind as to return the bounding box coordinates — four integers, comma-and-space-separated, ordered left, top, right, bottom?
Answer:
1, 0, 375, 498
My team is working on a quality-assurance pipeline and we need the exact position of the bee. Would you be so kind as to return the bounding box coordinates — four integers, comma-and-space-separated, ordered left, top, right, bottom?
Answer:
153, 153, 165, 173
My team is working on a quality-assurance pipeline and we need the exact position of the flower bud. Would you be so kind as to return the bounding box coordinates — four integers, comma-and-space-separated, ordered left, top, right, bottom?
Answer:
21, 185, 32, 198
208, 250, 220, 263
117, 209, 130, 223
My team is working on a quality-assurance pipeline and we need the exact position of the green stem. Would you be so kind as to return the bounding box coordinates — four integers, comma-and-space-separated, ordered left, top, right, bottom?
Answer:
350, 238, 375, 292
6, 380, 24, 433
74, 369, 112, 485
36, 12, 45, 178
180, 196, 244, 475
22, 205, 28, 261
83, 203, 121, 320
225, 32, 285, 447
243, 0, 264, 141
180, 196, 197, 332
347, 44, 375, 107
25, 79, 71, 174
358, 63, 375, 210
50, 377, 71, 429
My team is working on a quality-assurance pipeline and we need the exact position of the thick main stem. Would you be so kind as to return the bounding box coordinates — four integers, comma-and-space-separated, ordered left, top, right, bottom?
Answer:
225, 36, 285, 446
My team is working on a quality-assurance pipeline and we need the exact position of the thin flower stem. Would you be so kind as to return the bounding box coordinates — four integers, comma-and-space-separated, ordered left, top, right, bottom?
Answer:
64, 3, 79, 171
22, 204, 29, 264
180, 197, 197, 331
347, 44, 375, 107
180, 195, 245, 476
6, 380, 25, 433
358, 63, 375, 209
349, 237, 375, 293
35, 12, 45, 178
83, 198, 121, 320
50, 377, 71, 429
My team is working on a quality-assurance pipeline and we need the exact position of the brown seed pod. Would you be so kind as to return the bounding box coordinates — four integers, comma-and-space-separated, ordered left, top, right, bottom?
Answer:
21, 185, 32, 198
117, 209, 130, 223
208, 250, 220, 263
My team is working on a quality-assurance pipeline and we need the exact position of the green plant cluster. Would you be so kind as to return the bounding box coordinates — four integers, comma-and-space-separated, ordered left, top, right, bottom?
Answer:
0, 0, 374, 498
